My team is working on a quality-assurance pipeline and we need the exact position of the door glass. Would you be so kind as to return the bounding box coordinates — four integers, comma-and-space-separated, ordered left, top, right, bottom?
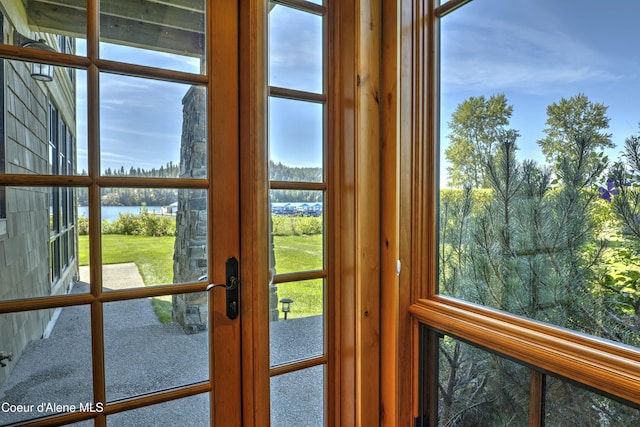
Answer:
268, 2, 328, 422
97, 187, 208, 290
0, 306, 93, 425
99, 75, 206, 179
271, 365, 325, 427
269, 6, 323, 93
269, 98, 324, 179
270, 279, 324, 367
3, 61, 86, 175
103, 294, 210, 402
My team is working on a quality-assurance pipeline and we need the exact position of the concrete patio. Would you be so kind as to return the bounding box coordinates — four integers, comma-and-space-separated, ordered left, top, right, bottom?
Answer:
0, 264, 324, 426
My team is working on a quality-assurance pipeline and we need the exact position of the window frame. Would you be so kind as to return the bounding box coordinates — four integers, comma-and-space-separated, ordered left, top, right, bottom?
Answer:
381, 0, 640, 424
0, 11, 5, 223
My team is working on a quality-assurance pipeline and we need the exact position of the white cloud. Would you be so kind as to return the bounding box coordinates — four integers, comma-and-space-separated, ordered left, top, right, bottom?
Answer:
440, 15, 621, 93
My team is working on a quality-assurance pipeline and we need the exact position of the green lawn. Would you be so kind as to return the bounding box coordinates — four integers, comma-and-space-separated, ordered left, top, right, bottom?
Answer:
78, 235, 174, 285
78, 233, 324, 321
79, 235, 175, 322
273, 234, 323, 319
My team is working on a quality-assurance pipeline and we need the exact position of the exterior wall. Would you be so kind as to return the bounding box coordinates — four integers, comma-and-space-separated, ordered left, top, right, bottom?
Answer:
0, 5, 77, 387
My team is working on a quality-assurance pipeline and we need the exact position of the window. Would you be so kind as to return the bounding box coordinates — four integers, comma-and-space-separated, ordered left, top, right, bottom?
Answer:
49, 104, 75, 284
403, 0, 640, 424
0, 12, 5, 222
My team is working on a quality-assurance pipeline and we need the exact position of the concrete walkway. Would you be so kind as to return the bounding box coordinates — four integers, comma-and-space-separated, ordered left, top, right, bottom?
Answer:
0, 264, 323, 426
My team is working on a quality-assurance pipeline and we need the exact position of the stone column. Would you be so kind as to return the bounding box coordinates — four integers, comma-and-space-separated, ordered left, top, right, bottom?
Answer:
173, 86, 208, 334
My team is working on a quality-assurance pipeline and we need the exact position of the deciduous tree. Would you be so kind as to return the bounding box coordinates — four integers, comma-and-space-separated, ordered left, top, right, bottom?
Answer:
445, 94, 514, 188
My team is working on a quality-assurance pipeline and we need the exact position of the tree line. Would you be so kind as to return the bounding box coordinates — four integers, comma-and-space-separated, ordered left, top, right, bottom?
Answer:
78, 161, 323, 206
78, 162, 180, 206
269, 161, 323, 203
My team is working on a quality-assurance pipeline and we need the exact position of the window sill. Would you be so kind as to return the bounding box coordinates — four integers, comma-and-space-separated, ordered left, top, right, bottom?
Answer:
410, 297, 640, 406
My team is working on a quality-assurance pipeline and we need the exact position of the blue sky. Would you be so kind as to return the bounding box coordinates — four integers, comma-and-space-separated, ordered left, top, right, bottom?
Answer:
440, 0, 640, 185
75, 1, 639, 180
75, 40, 200, 174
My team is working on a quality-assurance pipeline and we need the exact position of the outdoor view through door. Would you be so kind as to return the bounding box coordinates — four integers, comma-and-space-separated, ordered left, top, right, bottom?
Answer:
268, 1, 327, 425
0, 1, 242, 425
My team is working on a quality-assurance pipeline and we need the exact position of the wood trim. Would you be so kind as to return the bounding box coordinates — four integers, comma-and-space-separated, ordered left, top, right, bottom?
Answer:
529, 370, 545, 427
380, 0, 412, 423
269, 355, 328, 377
328, 0, 355, 424
270, 0, 326, 15
269, 86, 327, 103
434, 0, 473, 17
410, 301, 640, 406
269, 180, 327, 191
273, 270, 327, 284
208, 0, 242, 425
239, 0, 271, 425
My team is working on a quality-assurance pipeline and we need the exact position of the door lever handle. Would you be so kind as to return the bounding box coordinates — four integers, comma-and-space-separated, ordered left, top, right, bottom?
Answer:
205, 257, 240, 320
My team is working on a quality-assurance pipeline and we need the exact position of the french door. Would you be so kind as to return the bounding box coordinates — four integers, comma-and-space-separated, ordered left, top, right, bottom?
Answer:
0, 1, 257, 425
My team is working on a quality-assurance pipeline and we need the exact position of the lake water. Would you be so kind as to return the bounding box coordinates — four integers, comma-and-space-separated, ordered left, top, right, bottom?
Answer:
77, 206, 165, 222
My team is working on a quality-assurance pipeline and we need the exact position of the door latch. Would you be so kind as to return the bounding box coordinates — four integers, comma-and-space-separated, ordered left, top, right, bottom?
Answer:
206, 257, 240, 320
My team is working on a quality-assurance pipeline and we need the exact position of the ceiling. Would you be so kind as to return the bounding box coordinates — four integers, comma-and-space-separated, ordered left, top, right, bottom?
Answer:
25, 0, 206, 56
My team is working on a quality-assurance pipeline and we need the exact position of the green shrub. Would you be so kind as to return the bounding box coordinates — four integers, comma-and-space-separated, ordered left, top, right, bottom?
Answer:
77, 215, 89, 235
95, 211, 176, 236
295, 216, 323, 235
271, 214, 323, 236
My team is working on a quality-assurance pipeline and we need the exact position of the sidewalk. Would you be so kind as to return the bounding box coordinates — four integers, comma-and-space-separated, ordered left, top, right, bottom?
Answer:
0, 264, 323, 426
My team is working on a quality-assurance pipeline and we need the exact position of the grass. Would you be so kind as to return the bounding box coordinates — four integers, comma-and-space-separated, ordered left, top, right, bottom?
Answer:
78, 233, 324, 321
273, 234, 323, 319
78, 235, 175, 322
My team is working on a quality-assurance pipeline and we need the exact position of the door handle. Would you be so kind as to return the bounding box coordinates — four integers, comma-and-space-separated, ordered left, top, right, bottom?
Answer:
205, 256, 240, 320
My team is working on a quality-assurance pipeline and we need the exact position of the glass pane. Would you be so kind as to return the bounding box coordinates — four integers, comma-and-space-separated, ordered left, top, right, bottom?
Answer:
0, 186, 84, 301
271, 365, 325, 427
269, 6, 323, 93
99, 188, 207, 289
434, 333, 530, 426
269, 98, 323, 177
104, 294, 209, 402
1, 5, 85, 56
107, 394, 210, 426
100, 74, 206, 178
99, 0, 204, 74
438, 0, 640, 347
545, 375, 640, 426
270, 279, 324, 367
0, 305, 93, 425
2, 59, 85, 175
271, 190, 324, 275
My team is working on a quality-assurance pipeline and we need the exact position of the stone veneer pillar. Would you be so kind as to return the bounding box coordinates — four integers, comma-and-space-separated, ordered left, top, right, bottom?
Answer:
173, 86, 208, 334
172, 86, 282, 331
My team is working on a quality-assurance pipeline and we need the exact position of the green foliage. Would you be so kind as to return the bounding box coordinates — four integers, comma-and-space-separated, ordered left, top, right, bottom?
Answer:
77, 209, 176, 237
271, 214, 323, 236
445, 93, 514, 188
537, 93, 612, 170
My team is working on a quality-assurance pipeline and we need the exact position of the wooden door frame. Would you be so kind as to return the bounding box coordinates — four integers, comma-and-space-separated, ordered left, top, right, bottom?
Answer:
238, 0, 389, 425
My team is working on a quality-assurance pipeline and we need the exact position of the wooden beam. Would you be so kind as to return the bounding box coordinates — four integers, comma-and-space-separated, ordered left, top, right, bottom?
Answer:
26, 1, 205, 56
31, 0, 205, 13
100, 0, 204, 34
